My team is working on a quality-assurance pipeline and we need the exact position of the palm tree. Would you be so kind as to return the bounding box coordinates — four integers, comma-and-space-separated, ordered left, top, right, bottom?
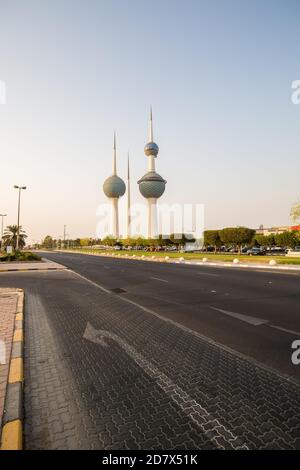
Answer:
2, 225, 27, 250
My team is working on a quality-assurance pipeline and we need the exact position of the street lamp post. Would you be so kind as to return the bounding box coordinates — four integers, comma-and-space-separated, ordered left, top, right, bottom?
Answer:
14, 185, 27, 250
0, 214, 7, 249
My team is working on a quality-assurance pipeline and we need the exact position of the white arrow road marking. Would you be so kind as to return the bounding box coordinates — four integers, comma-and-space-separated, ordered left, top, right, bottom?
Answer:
83, 322, 247, 450
209, 306, 269, 326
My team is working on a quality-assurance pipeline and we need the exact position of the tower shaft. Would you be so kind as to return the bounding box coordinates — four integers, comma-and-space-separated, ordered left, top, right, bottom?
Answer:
111, 197, 119, 239
148, 198, 158, 239
127, 154, 131, 237
148, 155, 155, 171
112, 132, 117, 175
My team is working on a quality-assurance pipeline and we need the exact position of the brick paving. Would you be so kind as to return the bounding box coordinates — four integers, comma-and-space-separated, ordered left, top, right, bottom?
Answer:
0, 288, 19, 429
0, 272, 299, 449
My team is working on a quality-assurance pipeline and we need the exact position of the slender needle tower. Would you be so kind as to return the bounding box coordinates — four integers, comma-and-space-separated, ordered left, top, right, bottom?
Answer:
127, 153, 131, 237
138, 109, 166, 239
103, 133, 126, 238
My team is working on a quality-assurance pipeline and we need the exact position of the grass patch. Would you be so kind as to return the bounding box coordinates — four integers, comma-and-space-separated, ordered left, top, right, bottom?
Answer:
60, 248, 300, 265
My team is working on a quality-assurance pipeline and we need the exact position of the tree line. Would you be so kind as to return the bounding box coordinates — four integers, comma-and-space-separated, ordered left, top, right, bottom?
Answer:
204, 227, 300, 253
39, 234, 195, 250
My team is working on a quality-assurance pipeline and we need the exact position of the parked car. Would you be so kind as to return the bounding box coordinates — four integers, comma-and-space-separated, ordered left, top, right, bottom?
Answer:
202, 246, 215, 252
268, 247, 288, 255
247, 247, 266, 256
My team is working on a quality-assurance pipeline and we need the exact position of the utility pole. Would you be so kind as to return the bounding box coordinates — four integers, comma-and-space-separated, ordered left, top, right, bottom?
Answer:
63, 225, 66, 249
14, 185, 26, 250
0, 214, 7, 249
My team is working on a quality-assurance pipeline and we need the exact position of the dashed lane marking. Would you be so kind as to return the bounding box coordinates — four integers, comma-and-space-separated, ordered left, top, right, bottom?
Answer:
209, 306, 269, 326
268, 324, 300, 336
150, 276, 169, 283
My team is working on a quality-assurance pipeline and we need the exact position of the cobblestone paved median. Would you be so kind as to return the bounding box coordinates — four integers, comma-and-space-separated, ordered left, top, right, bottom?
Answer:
0, 271, 299, 449
0, 289, 19, 428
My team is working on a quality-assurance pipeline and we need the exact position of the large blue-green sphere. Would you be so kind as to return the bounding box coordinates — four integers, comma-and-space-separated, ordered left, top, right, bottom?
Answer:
103, 175, 126, 198
138, 171, 166, 199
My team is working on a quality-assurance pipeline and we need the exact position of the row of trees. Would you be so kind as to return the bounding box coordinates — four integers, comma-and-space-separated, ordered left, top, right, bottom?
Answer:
255, 232, 300, 249
40, 234, 195, 250
204, 227, 256, 254
40, 235, 102, 249
204, 227, 300, 253
41, 228, 300, 253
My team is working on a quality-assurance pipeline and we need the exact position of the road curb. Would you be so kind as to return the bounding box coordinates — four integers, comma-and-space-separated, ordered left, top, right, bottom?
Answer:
0, 290, 24, 451
0, 267, 66, 273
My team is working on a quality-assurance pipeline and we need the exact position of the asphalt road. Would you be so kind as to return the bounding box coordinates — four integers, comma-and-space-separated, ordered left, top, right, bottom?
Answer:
41, 251, 300, 381
0, 252, 299, 449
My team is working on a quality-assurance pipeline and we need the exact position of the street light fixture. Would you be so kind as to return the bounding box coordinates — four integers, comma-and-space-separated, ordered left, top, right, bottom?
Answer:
14, 185, 27, 250
0, 213, 7, 249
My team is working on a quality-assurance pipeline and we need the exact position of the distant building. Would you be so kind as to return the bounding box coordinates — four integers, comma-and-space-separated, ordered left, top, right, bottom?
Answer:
255, 225, 300, 236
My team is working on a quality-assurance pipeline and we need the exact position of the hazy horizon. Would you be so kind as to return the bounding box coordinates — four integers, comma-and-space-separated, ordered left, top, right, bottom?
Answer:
1, 0, 300, 244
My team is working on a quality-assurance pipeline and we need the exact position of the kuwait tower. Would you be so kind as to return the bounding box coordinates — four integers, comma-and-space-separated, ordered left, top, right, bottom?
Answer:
103, 133, 126, 238
138, 109, 166, 238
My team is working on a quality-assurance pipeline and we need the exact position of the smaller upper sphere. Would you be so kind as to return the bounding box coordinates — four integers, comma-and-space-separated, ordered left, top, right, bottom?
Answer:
144, 142, 159, 157
103, 175, 126, 198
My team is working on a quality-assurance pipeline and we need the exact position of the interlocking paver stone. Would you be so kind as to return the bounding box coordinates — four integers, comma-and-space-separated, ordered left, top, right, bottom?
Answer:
0, 272, 299, 449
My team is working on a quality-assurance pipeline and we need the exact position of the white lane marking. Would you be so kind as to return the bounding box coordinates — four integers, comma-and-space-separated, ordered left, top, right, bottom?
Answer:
83, 322, 247, 450
268, 324, 300, 336
70, 270, 111, 294
254, 270, 299, 276
197, 272, 220, 277
210, 306, 300, 336
209, 306, 269, 326
150, 276, 168, 283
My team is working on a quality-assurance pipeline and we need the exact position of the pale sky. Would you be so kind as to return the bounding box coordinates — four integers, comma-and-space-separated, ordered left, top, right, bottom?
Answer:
0, 0, 299, 243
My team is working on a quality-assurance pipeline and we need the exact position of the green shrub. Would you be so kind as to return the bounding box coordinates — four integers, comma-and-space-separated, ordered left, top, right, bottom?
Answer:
18, 251, 41, 261
0, 251, 41, 262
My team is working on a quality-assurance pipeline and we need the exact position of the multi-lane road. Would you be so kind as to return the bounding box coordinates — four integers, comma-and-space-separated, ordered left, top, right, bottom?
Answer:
43, 251, 300, 380
0, 251, 299, 449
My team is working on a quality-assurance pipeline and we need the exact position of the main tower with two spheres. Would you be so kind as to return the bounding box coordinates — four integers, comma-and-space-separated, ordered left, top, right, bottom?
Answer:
138, 109, 167, 238
103, 110, 166, 239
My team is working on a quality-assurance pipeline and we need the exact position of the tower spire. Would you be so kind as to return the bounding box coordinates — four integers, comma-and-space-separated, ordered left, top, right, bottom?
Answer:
127, 152, 131, 237
149, 106, 153, 142
112, 132, 117, 175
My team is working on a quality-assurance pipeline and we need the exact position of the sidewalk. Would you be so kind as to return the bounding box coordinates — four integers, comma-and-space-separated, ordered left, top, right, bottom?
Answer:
0, 259, 67, 273
0, 288, 24, 449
